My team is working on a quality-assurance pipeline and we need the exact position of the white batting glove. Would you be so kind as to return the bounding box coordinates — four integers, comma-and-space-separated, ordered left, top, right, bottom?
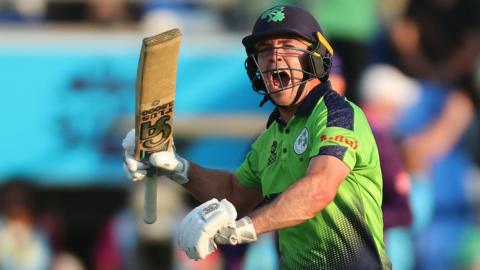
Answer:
149, 150, 189, 184
122, 129, 148, 181
214, 216, 257, 245
121, 129, 189, 184
177, 198, 257, 261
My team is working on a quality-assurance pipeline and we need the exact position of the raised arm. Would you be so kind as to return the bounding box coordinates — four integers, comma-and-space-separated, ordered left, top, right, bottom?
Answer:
249, 155, 350, 234
122, 129, 263, 215
182, 162, 263, 216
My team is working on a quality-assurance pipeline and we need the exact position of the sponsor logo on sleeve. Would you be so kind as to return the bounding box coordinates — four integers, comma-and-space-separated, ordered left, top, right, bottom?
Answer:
321, 134, 358, 150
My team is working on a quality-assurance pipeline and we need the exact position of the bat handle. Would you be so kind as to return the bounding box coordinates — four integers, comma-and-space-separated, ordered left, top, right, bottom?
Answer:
143, 176, 158, 224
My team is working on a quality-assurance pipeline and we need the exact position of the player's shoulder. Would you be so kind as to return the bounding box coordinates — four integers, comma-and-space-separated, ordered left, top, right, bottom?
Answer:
314, 90, 363, 131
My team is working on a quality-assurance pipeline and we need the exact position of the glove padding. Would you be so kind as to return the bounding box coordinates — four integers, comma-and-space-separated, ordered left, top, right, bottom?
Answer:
178, 198, 257, 260
214, 216, 257, 245
149, 151, 189, 184
122, 129, 148, 181
122, 129, 189, 184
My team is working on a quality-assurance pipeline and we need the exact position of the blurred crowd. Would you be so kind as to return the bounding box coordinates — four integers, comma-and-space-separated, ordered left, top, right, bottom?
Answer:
1, 0, 480, 269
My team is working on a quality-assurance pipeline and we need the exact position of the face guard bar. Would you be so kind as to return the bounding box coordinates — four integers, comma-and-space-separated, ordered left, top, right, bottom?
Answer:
245, 45, 330, 97
243, 31, 333, 107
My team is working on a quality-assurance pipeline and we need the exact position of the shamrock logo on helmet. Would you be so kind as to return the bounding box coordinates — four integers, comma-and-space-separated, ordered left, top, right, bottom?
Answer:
261, 6, 286, 22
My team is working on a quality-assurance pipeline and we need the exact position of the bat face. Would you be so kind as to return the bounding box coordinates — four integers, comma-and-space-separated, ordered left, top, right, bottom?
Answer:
133, 28, 182, 224
137, 100, 174, 159
134, 28, 181, 160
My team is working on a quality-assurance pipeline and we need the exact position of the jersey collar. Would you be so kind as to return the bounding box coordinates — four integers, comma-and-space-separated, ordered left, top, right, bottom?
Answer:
266, 81, 332, 128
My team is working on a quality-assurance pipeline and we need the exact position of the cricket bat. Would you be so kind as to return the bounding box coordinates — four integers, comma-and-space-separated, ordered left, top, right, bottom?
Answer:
134, 28, 181, 224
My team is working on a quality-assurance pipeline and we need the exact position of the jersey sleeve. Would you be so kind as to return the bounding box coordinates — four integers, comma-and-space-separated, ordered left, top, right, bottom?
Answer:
309, 126, 359, 170
234, 146, 262, 189
308, 92, 367, 170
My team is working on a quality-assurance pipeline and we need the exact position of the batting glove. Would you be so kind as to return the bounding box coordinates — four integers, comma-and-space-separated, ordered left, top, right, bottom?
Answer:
178, 198, 257, 261
122, 129, 148, 181
149, 150, 189, 184
122, 129, 189, 184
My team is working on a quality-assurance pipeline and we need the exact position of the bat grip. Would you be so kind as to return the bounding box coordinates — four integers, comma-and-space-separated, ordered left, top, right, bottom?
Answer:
143, 176, 158, 224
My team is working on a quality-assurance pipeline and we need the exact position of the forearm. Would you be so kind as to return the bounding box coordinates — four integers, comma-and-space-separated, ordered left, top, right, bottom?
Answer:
182, 161, 236, 203
250, 174, 336, 235
409, 91, 473, 158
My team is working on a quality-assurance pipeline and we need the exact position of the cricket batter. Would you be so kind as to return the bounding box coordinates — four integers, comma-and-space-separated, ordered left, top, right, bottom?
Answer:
123, 5, 391, 269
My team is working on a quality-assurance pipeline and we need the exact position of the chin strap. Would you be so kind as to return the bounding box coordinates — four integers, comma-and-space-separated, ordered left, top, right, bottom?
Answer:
287, 77, 308, 106
259, 95, 270, 107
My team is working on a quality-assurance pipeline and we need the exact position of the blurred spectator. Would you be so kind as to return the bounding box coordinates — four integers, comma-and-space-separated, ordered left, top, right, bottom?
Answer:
86, 0, 127, 24
51, 252, 85, 270
37, 207, 66, 255
389, 0, 480, 104
140, 0, 224, 36
377, 0, 410, 28
399, 88, 474, 174
45, 0, 140, 23
360, 65, 413, 230
359, 64, 417, 270
386, 4, 479, 268
85, 0, 135, 25
0, 0, 46, 22
37, 208, 86, 270
0, 181, 52, 270
46, 2, 87, 22
307, 0, 380, 104
391, 77, 475, 269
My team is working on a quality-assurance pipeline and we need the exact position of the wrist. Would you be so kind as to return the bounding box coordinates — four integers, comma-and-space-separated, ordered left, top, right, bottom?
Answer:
232, 216, 257, 244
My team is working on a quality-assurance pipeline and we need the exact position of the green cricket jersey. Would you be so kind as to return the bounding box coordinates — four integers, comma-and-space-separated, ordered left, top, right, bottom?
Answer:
235, 82, 391, 270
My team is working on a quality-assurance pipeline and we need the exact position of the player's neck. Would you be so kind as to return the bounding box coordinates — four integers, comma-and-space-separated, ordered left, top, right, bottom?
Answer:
278, 106, 297, 122
277, 79, 321, 122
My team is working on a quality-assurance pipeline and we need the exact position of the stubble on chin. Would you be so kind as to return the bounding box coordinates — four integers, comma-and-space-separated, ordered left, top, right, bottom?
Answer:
270, 88, 295, 106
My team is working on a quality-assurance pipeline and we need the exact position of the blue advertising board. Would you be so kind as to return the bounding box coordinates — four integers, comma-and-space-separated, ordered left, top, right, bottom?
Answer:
0, 42, 272, 185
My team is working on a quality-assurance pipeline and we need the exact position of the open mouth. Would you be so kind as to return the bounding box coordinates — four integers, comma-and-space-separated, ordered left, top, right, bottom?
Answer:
270, 70, 291, 89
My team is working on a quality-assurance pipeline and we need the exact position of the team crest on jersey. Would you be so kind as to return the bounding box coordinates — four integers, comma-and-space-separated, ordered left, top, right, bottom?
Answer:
294, 128, 309, 155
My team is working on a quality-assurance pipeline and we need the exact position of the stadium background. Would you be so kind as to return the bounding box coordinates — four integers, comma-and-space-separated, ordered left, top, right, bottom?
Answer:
0, 1, 479, 269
